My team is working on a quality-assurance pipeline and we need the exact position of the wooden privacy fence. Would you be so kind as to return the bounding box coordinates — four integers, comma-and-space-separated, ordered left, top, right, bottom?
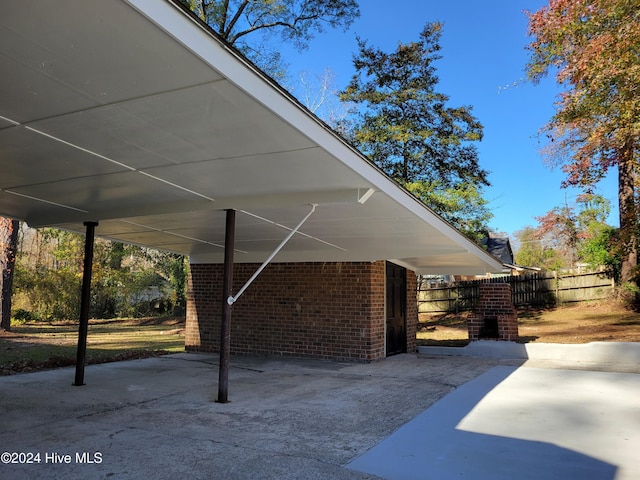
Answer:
417, 271, 615, 313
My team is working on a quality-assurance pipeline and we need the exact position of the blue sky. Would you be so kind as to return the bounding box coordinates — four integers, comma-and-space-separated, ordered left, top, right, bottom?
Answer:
281, 0, 619, 238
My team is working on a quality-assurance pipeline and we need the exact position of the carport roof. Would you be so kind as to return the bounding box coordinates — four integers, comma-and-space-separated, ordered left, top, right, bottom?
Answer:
0, 0, 502, 275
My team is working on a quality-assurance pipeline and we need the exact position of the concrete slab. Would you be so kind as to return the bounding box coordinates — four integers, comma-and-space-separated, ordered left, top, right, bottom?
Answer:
1, 350, 638, 479
418, 341, 640, 373
0, 353, 502, 480
347, 365, 640, 480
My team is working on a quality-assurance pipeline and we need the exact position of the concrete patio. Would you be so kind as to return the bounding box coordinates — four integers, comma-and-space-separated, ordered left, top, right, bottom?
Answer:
1, 348, 638, 479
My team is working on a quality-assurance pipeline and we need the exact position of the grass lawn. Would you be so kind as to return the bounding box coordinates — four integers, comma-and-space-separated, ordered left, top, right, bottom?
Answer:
0, 317, 185, 375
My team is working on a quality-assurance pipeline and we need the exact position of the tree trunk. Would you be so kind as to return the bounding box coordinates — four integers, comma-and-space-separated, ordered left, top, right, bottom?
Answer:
1, 218, 20, 331
618, 149, 637, 286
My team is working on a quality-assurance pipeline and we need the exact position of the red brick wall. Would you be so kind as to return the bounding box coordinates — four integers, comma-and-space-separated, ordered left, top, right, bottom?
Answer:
186, 261, 417, 361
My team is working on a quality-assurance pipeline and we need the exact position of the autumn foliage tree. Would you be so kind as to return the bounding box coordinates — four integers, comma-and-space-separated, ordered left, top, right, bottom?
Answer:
535, 205, 579, 267
515, 194, 619, 274
526, 0, 640, 285
536, 194, 613, 267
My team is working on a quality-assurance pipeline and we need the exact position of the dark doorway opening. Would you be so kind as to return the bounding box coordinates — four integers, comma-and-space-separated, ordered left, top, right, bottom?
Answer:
386, 262, 407, 356
479, 316, 499, 339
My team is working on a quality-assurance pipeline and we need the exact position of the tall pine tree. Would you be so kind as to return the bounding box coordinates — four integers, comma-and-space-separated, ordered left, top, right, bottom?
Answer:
339, 22, 491, 241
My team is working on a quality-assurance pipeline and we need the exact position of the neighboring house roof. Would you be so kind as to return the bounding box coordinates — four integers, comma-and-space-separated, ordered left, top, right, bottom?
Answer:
0, 0, 502, 275
482, 238, 515, 266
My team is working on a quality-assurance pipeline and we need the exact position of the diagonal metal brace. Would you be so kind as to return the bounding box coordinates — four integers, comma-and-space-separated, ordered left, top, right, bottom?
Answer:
227, 203, 318, 305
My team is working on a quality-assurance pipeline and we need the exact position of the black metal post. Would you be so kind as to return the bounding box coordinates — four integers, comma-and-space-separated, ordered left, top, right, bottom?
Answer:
217, 209, 235, 403
74, 221, 98, 386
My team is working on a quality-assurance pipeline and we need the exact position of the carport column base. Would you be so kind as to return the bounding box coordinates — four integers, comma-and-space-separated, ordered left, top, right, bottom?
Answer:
74, 221, 98, 387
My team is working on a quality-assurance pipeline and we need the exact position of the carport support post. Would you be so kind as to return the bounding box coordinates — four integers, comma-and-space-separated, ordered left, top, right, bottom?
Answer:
217, 209, 235, 403
74, 221, 98, 386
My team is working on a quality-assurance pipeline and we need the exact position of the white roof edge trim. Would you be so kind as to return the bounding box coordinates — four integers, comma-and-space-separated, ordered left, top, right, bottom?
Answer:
126, 0, 502, 274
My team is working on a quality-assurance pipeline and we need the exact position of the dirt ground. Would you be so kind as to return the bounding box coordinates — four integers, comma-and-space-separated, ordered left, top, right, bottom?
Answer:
418, 300, 640, 346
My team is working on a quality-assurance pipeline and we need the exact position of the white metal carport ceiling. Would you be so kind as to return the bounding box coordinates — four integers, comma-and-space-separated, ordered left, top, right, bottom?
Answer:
0, 0, 502, 275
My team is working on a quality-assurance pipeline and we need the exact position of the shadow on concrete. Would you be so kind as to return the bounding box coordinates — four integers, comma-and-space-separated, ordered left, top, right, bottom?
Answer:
348, 366, 618, 480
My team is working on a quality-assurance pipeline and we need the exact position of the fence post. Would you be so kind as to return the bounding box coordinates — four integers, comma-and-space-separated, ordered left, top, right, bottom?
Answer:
455, 285, 459, 314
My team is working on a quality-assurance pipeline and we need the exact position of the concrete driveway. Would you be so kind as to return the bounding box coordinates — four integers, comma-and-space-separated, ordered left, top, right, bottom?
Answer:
1, 348, 638, 479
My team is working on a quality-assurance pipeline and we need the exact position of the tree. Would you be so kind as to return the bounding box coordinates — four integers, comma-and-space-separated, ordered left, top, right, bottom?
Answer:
178, 0, 359, 76
573, 194, 620, 277
535, 203, 579, 267
293, 68, 355, 128
339, 22, 491, 238
514, 226, 564, 271
12, 227, 182, 321
404, 181, 492, 242
0, 218, 19, 331
522, 194, 617, 272
152, 252, 188, 315
526, 0, 640, 285
578, 222, 620, 276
